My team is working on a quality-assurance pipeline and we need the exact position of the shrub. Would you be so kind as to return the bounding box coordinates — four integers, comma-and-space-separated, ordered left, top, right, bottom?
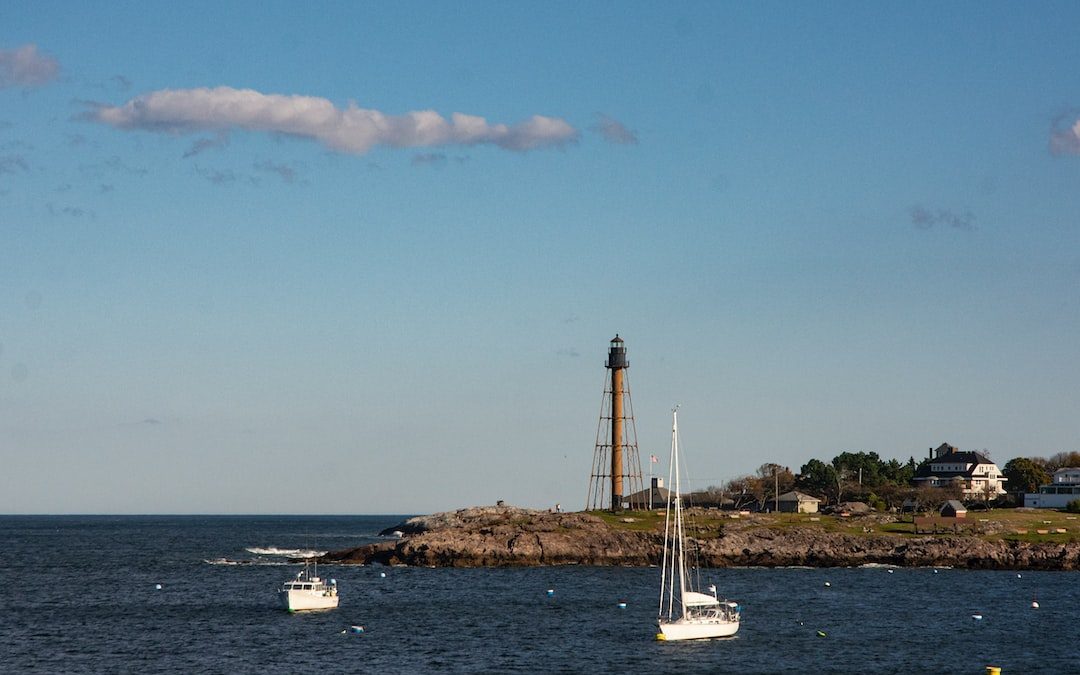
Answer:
1066, 499, 1080, 514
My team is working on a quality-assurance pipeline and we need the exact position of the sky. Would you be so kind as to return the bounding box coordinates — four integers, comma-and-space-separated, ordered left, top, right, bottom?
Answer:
3, 2, 1080, 514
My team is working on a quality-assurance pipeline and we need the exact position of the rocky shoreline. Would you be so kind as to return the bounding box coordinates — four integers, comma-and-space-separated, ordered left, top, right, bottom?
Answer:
317, 505, 1080, 570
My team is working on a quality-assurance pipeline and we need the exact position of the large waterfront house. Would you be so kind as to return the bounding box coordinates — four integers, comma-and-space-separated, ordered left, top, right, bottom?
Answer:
1023, 467, 1080, 509
912, 443, 1008, 498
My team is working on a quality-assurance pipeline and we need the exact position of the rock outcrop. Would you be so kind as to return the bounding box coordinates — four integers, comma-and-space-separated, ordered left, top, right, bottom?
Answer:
317, 505, 1080, 570
323, 506, 658, 567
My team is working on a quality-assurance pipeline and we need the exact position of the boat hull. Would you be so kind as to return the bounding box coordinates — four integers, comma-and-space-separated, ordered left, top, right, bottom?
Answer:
278, 590, 339, 612
657, 619, 739, 641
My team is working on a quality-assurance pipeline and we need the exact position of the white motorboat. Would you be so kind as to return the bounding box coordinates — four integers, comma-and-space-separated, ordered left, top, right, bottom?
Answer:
278, 560, 338, 612
657, 408, 740, 641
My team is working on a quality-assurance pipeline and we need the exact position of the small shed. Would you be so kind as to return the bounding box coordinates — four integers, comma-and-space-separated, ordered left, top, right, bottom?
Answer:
940, 500, 967, 518
900, 498, 920, 513
777, 491, 820, 514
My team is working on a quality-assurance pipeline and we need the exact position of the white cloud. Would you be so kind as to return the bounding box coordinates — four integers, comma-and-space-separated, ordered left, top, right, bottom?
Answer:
87, 86, 579, 155
0, 44, 59, 88
1049, 117, 1080, 156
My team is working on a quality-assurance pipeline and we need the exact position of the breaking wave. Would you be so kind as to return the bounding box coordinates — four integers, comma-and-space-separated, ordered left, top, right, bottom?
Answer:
245, 547, 327, 558
203, 558, 289, 566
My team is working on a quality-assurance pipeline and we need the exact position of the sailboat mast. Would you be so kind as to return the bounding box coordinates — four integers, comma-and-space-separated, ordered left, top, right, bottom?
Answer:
673, 409, 688, 617
659, 407, 678, 619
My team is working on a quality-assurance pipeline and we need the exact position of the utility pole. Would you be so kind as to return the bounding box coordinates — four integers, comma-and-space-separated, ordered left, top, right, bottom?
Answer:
774, 466, 779, 513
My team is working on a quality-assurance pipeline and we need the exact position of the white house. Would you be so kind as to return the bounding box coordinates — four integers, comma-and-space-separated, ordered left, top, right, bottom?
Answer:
1024, 467, 1080, 509
912, 443, 1007, 498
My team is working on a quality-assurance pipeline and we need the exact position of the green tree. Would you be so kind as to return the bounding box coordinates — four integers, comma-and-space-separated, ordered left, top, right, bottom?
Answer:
1002, 457, 1050, 496
797, 458, 840, 504
881, 457, 918, 485
832, 451, 885, 489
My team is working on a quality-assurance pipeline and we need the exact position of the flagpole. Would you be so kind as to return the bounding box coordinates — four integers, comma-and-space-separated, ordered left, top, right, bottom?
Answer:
649, 456, 653, 510
649, 453, 654, 510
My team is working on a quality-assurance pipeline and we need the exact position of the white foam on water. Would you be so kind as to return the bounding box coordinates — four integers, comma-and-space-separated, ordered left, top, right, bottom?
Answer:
203, 558, 290, 566
245, 547, 327, 558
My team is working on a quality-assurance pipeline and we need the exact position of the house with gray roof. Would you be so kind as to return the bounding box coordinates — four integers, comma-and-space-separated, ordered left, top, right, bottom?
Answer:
777, 491, 820, 514
940, 500, 967, 518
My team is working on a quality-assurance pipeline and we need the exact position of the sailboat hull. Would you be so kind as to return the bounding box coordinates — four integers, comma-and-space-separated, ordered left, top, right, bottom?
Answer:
657, 619, 740, 641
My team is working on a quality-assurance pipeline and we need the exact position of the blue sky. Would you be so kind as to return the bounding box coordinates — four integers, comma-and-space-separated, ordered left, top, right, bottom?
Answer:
3, 2, 1080, 514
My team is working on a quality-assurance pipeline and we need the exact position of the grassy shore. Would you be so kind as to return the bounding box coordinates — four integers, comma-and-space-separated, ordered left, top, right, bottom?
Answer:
590, 508, 1080, 544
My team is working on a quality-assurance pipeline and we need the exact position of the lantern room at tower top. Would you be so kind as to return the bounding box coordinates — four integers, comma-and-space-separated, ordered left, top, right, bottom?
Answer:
606, 335, 628, 369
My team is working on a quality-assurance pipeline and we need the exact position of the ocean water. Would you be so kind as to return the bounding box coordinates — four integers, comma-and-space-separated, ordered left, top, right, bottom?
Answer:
1, 515, 1075, 674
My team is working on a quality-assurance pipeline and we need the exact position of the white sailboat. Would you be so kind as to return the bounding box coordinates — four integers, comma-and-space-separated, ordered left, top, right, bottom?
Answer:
657, 408, 740, 641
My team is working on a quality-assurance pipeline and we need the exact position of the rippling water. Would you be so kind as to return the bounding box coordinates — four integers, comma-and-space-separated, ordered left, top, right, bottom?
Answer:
1, 515, 1075, 673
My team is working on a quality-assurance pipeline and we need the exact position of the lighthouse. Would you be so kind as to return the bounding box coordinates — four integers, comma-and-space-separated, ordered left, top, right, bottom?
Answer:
607, 335, 628, 507
586, 335, 644, 512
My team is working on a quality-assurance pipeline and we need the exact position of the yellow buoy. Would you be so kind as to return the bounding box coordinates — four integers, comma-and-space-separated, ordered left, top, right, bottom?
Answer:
986, 666, 1001, 675
656, 632, 667, 641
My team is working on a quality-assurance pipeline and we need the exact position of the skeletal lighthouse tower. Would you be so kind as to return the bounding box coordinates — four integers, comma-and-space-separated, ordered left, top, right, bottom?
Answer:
586, 335, 644, 512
